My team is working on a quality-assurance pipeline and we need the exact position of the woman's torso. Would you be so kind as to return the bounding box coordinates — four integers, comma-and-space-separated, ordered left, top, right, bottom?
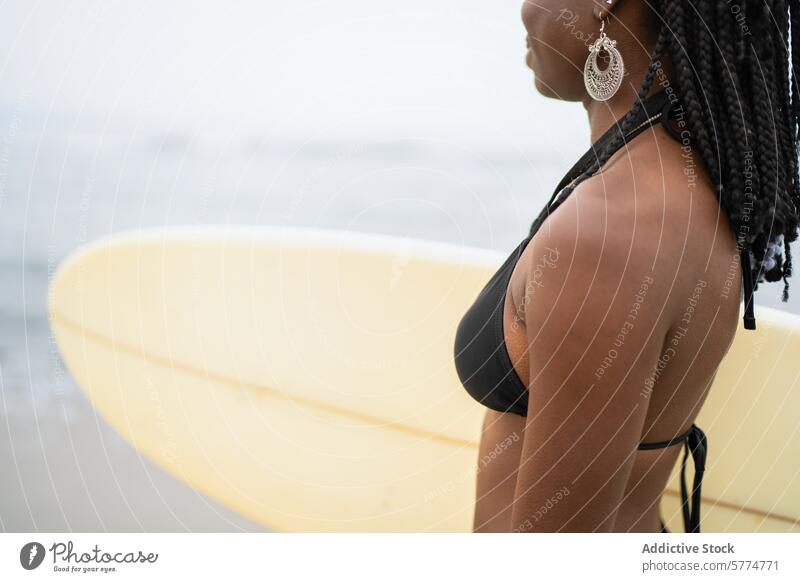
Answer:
497, 123, 741, 530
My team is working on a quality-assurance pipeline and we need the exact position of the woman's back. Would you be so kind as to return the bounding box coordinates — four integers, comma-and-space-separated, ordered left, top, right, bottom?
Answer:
498, 122, 741, 531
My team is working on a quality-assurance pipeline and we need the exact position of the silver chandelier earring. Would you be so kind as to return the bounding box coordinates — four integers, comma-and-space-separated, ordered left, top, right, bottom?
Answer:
584, 18, 624, 101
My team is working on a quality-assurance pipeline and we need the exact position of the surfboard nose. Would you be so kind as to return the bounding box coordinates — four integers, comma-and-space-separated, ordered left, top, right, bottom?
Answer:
47, 226, 503, 531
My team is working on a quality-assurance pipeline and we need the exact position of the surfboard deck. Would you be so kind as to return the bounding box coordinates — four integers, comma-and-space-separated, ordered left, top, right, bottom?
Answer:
47, 226, 800, 532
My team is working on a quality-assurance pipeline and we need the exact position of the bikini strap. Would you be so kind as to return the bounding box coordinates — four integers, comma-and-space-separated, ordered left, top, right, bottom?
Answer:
636, 423, 695, 450
638, 423, 707, 533
528, 89, 682, 237
740, 246, 757, 330
551, 89, 678, 203
679, 424, 707, 533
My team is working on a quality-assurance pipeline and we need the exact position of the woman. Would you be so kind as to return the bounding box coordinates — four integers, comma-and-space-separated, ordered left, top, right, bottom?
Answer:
453, 0, 799, 533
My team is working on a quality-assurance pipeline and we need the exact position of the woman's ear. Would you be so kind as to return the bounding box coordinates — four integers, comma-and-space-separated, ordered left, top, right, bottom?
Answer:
593, 0, 622, 20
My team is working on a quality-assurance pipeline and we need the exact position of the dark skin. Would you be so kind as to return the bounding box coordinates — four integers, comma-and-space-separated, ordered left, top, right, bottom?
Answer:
472, 0, 742, 532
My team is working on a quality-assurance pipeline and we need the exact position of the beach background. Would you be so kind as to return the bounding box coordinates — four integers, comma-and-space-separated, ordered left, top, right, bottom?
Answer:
1, 0, 798, 532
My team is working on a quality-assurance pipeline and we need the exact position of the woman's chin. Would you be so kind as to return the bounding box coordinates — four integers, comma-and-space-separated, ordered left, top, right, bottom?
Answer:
532, 75, 559, 99
532, 74, 584, 102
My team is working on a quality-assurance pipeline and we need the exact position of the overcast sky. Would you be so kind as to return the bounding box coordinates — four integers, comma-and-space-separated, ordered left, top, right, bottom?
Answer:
0, 0, 587, 146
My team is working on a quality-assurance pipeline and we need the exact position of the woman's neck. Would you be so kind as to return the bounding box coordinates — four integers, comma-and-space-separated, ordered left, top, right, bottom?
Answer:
583, 82, 663, 143
583, 51, 675, 143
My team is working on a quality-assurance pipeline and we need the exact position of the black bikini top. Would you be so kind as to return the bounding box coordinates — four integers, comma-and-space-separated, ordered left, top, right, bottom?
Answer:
453, 88, 711, 532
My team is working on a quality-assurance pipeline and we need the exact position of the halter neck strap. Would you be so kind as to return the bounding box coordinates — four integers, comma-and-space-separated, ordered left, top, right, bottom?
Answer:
526, 89, 757, 331
551, 89, 679, 198
528, 89, 681, 237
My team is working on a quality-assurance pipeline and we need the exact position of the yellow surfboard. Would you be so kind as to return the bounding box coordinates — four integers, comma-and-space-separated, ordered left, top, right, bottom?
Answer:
47, 226, 800, 532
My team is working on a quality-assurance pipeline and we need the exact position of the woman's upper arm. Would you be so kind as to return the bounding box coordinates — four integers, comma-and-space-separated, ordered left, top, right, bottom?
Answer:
510, 193, 670, 532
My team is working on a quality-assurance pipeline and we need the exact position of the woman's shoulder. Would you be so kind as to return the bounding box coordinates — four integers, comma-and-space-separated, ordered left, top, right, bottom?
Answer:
521, 148, 736, 311
531, 167, 665, 268
526, 145, 740, 327
551, 140, 730, 259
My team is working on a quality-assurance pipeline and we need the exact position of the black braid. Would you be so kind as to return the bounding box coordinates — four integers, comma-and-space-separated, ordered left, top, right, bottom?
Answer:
665, 0, 800, 298
531, 0, 800, 302
666, 0, 800, 299
773, 0, 793, 207
663, 0, 722, 187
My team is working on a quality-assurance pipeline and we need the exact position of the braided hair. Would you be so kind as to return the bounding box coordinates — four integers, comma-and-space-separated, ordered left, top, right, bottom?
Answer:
530, 0, 800, 308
